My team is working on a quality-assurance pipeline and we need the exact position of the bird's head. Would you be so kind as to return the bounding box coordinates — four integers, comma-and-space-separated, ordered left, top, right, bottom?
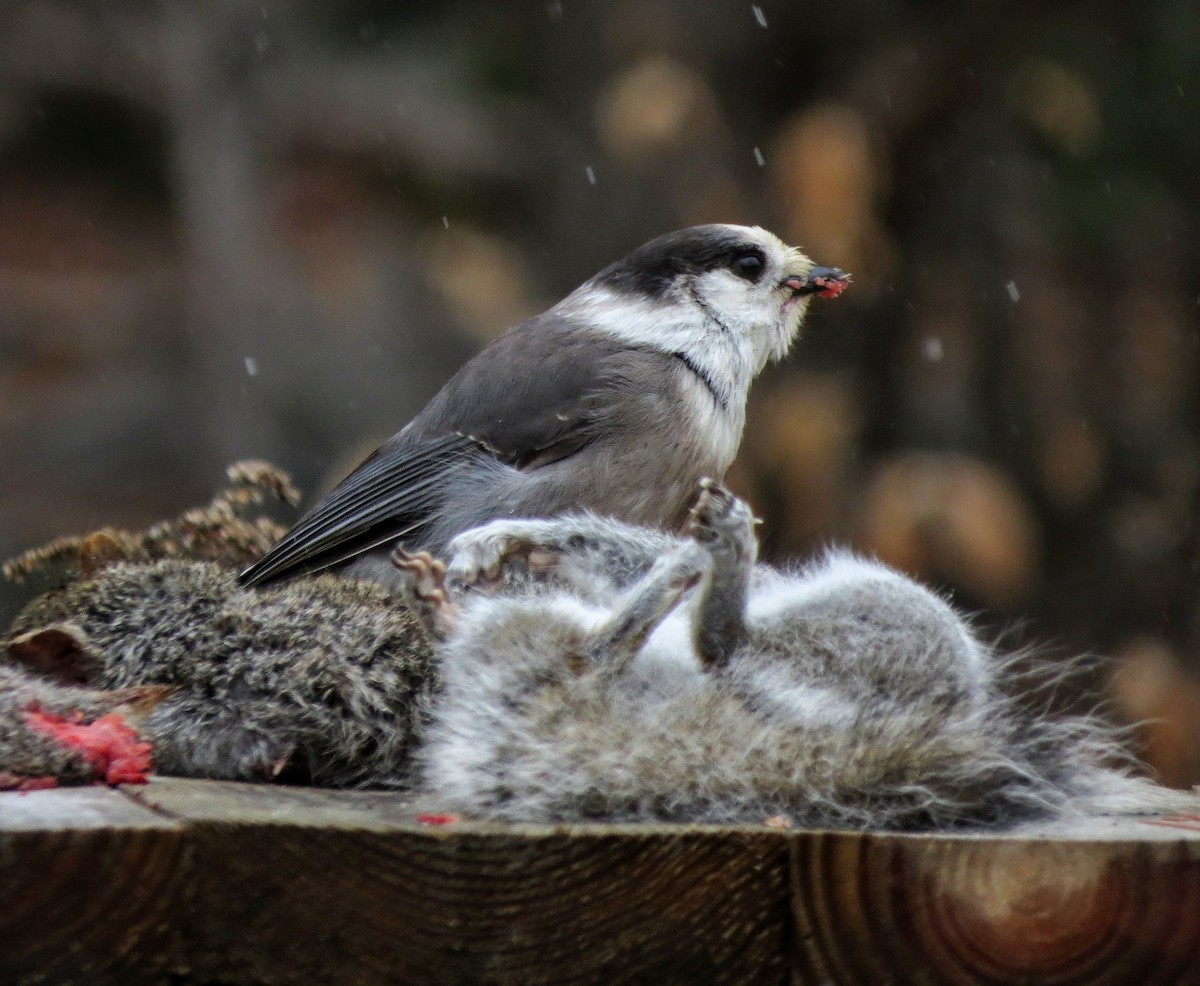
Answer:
563, 224, 849, 381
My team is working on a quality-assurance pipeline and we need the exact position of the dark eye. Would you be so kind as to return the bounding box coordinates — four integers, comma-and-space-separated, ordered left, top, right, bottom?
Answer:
730, 249, 765, 282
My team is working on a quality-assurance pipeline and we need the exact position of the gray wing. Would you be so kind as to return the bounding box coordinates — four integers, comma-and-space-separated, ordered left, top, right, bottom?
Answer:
237, 432, 487, 586
408, 315, 636, 469
239, 318, 640, 587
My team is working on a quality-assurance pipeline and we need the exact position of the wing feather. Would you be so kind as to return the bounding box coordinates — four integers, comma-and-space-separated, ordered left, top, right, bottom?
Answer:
238, 433, 486, 586
240, 318, 649, 587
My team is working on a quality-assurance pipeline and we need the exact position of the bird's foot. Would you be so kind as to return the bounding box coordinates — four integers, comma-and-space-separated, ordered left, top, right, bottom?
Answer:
390, 549, 458, 638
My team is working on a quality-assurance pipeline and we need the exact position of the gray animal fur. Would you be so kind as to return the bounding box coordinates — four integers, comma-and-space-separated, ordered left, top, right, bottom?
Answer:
7, 561, 437, 787
0, 664, 159, 786
399, 482, 1197, 828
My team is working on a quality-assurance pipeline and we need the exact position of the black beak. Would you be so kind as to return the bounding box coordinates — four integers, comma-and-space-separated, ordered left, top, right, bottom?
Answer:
784, 267, 851, 299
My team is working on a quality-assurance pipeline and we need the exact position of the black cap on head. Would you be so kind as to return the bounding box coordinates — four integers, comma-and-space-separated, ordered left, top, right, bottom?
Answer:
592, 225, 763, 299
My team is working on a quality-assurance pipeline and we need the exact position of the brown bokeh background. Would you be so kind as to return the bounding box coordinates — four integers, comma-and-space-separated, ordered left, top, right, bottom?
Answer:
2, 2, 1198, 784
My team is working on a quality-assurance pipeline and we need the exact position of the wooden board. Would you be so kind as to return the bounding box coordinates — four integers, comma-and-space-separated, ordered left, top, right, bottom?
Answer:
789, 819, 1200, 985
2, 777, 1199, 985
133, 778, 791, 985
0, 786, 188, 985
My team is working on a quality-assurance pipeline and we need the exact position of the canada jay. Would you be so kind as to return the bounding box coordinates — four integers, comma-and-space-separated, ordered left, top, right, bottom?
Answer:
239, 224, 849, 589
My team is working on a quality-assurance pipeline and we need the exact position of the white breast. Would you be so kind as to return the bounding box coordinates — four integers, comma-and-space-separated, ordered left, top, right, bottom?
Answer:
556, 285, 758, 413
678, 369, 745, 473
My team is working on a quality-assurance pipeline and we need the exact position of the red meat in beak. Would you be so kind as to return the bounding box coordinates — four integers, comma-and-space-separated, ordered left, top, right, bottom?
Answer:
784, 267, 851, 299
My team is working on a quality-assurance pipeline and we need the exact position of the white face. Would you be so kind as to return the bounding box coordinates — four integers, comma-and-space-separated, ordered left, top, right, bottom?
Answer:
685, 225, 819, 371
556, 224, 826, 407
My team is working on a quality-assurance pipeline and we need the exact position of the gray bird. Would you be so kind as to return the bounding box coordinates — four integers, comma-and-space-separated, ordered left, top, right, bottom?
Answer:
239, 224, 849, 589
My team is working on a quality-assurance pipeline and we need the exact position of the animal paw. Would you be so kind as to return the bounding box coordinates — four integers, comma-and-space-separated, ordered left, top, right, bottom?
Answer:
686, 479, 756, 554
391, 549, 456, 637
444, 523, 560, 590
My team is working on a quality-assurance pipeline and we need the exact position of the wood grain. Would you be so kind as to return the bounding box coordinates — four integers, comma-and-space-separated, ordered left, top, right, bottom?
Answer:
790, 819, 1200, 985
3, 779, 1200, 984
0, 786, 188, 986
136, 778, 790, 985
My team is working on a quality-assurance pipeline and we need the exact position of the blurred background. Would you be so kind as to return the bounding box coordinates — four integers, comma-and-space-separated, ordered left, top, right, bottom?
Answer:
1, 1, 1198, 783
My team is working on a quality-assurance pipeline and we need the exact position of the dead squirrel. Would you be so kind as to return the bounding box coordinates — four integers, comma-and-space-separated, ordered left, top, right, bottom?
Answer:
4, 463, 437, 787
396, 481, 1197, 828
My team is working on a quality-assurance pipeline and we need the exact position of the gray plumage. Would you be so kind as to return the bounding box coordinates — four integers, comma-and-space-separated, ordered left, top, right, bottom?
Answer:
240, 224, 849, 589
400, 482, 1197, 828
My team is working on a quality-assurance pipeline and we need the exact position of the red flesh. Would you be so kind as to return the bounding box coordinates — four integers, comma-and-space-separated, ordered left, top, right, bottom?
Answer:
0, 771, 59, 791
23, 708, 153, 785
813, 276, 849, 299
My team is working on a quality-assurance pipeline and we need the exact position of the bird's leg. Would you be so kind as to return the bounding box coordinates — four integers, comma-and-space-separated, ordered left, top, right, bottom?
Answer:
587, 543, 711, 680
390, 549, 458, 639
684, 480, 756, 670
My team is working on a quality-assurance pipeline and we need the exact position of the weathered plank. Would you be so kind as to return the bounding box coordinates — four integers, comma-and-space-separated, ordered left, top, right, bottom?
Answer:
0, 786, 188, 986
3, 779, 1200, 985
790, 817, 1200, 985
136, 777, 791, 985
